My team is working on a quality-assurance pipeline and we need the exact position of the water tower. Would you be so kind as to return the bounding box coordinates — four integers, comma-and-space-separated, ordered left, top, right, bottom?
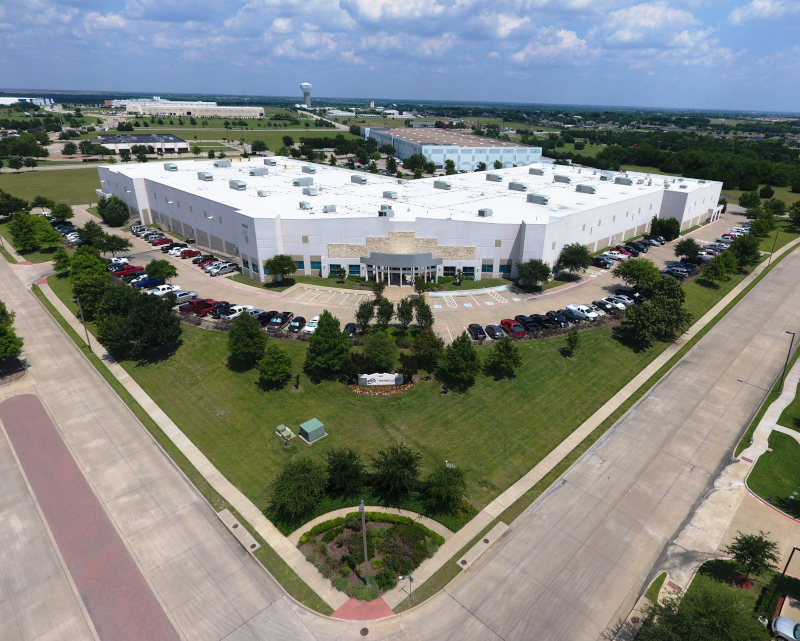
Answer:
300, 82, 312, 108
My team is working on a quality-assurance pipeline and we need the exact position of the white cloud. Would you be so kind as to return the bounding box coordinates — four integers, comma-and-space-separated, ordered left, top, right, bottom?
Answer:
511, 28, 595, 63
729, 0, 800, 23
82, 11, 127, 32
601, 2, 699, 45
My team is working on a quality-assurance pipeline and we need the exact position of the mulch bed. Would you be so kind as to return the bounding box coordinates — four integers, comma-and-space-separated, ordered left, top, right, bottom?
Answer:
0, 358, 27, 386
345, 382, 416, 397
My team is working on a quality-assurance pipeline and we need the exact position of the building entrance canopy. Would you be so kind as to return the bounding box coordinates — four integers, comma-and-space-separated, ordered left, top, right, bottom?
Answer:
360, 252, 442, 286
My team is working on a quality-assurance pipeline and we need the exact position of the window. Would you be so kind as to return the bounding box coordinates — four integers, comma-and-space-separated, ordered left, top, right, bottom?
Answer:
598, 219, 601, 226
190, 206, 193, 213
443, 266, 456, 277
552, 241, 556, 250
463, 267, 474, 277
482, 264, 493, 273
242, 259, 250, 269
295, 261, 305, 270
495, 239, 502, 247
263, 265, 270, 274
349, 264, 360, 276
612, 215, 616, 221
244, 236, 249, 244
582, 224, 586, 231
302, 235, 309, 244
330, 264, 342, 273
499, 263, 512, 274
218, 217, 223, 224
310, 261, 321, 270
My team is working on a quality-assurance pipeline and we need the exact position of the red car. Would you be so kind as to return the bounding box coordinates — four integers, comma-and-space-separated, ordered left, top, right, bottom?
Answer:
194, 300, 219, 317
613, 246, 632, 256
198, 257, 217, 267
179, 298, 211, 314
500, 318, 526, 338
116, 265, 144, 276
151, 237, 171, 246
181, 249, 201, 259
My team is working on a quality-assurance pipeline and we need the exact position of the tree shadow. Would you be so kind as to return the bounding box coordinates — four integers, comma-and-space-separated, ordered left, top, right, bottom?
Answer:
698, 559, 739, 585
610, 328, 650, 354
256, 377, 290, 392
264, 277, 296, 289
134, 339, 182, 365
226, 355, 256, 373
696, 277, 721, 289
558, 347, 574, 359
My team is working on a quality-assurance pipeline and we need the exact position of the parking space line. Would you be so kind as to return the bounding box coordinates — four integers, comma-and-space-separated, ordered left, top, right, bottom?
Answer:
323, 292, 338, 303
352, 295, 363, 307
443, 294, 457, 308
341, 294, 351, 305
307, 291, 326, 302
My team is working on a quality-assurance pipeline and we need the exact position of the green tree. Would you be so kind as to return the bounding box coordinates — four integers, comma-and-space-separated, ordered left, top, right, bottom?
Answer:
412, 328, 444, 373
51, 202, 74, 220
702, 253, 736, 284
0, 189, 27, 216
444, 159, 456, 175
368, 161, 378, 173
516, 258, 550, 286
413, 167, 423, 179
8, 211, 59, 252
145, 259, 178, 282
765, 197, 787, 216
8, 157, 23, 172
673, 237, 701, 260
52, 246, 71, 274
738, 190, 760, 209
207, 150, 216, 159
97, 195, 129, 227
493, 159, 503, 169
71, 273, 112, 319
723, 530, 780, 583
269, 459, 327, 522
96, 234, 132, 256
395, 297, 414, 331
558, 242, 591, 274
565, 329, 580, 356
77, 220, 107, 247
250, 140, 267, 153
304, 310, 351, 380
370, 443, 422, 501
62, 141, 77, 157
436, 331, 481, 391
386, 156, 397, 173
370, 279, 386, 300
356, 299, 375, 329
729, 234, 761, 268
336, 266, 346, 282
257, 341, 292, 387
611, 258, 661, 288
227, 312, 267, 368
759, 184, 774, 198
620, 295, 693, 348
414, 297, 434, 329
326, 448, 364, 497
31, 195, 55, 211
483, 336, 522, 379
364, 330, 399, 371
0, 323, 23, 362
475, 162, 487, 171
264, 254, 297, 282
69, 246, 107, 283
0, 300, 14, 329
282, 135, 294, 147
413, 276, 428, 298
375, 298, 394, 328
789, 200, 800, 229
424, 465, 466, 514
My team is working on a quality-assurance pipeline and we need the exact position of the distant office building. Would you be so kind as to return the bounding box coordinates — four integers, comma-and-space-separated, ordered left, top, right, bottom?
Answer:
362, 127, 542, 171
113, 97, 263, 118
300, 83, 312, 108
0, 97, 53, 106
91, 133, 189, 154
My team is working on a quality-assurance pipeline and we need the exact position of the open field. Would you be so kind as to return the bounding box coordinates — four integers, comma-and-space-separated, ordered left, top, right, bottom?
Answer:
749, 431, 800, 520
81, 128, 356, 147
0, 167, 100, 205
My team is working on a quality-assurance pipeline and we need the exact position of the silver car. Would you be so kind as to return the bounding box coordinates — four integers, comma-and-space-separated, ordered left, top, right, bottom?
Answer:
771, 616, 800, 641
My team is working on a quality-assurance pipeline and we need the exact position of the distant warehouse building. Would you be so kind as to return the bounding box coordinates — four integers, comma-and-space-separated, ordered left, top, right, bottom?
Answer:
96, 159, 722, 284
116, 97, 264, 119
90, 133, 189, 154
362, 127, 542, 171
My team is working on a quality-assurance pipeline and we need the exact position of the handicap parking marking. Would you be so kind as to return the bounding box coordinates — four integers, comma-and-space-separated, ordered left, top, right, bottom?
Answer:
434, 304, 443, 309
512, 297, 521, 302
485, 301, 494, 306
464, 303, 473, 308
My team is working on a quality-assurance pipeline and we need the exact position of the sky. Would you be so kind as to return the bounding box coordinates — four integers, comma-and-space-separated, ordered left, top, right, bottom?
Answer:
1, 0, 799, 112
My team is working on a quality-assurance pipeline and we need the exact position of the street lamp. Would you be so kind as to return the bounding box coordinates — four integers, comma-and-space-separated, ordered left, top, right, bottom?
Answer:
766, 546, 800, 615
359, 500, 370, 587
70, 297, 93, 355
779, 331, 795, 391
768, 229, 782, 267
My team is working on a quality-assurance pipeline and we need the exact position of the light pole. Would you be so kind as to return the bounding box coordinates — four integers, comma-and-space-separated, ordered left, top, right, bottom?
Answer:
767, 229, 782, 267
359, 500, 370, 588
70, 297, 93, 355
779, 331, 795, 391
766, 546, 799, 615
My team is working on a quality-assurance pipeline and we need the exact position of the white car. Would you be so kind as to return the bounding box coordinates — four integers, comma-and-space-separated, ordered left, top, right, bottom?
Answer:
602, 297, 626, 310
129, 273, 149, 284
145, 284, 180, 296
303, 315, 320, 334
608, 294, 634, 307
566, 304, 599, 321
209, 264, 238, 277
167, 247, 186, 256
771, 616, 799, 641
587, 304, 607, 317
603, 250, 629, 261
220, 305, 253, 321
203, 261, 226, 273
108, 257, 129, 266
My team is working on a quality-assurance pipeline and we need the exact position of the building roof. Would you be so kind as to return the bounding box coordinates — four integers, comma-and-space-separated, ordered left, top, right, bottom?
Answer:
96, 133, 187, 144
374, 128, 531, 149
101, 158, 719, 226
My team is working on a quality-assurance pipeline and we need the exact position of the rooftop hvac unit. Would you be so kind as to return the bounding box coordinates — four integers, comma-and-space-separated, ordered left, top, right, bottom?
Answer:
214, 160, 232, 168
614, 177, 633, 186
301, 165, 317, 174
299, 201, 312, 210
302, 187, 318, 196
380, 204, 392, 211
599, 175, 609, 181
679, 184, 688, 189
322, 204, 336, 213
486, 173, 503, 182
478, 208, 493, 217
553, 175, 571, 183
249, 167, 269, 176
229, 180, 246, 191
576, 184, 596, 194
527, 194, 549, 205
383, 191, 398, 199
508, 181, 527, 192
197, 172, 213, 181
698, 180, 706, 184
434, 180, 452, 190
351, 175, 368, 184
528, 168, 544, 175
163, 163, 178, 171
264, 158, 277, 166
636, 179, 644, 184
293, 176, 313, 186
378, 208, 395, 217
257, 190, 269, 197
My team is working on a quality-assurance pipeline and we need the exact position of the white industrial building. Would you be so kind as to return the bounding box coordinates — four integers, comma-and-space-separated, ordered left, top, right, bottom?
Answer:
90, 133, 190, 154
112, 97, 264, 119
362, 127, 542, 171
96, 158, 722, 285
0, 97, 53, 106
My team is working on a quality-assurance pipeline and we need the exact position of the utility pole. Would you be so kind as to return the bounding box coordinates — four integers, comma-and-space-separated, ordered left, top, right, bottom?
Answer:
71, 297, 93, 355
359, 500, 370, 588
779, 331, 795, 391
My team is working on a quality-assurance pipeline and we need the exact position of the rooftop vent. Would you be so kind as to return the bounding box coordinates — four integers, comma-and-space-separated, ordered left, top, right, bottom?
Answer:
383, 191, 398, 199
614, 177, 633, 186
554, 175, 571, 184
197, 172, 213, 181
599, 175, 609, 181
478, 208, 493, 217
679, 184, 688, 189
299, 201, 312, 210
322, 204, 336, 213
264, 158, 277, 166
302, 187, 318, 196
486, 173, 503, 182
249, 167, 269, 176
527, 193, 549, 205
163, 163, 178, 171
293, 176, 313, 187
528, 168, 544, 175
302, 166, 317, 174
434, 180, 452, 190
257, 190, 268, 197
214, 160, 231, 168
229, 180, 246, 191
698, 179, 706, 184
576, 184, 596, 194
351, 175, 368, 185
378, 208, 395, 218
508, 181, 527, 192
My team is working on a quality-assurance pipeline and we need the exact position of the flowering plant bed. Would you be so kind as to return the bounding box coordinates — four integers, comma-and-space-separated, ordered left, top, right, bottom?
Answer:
345, 382, 416, 397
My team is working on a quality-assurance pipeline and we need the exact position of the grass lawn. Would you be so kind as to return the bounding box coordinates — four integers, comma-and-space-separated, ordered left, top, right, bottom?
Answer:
0, 167, 101, 205
226, 273, 366, 293
722, 185, 799, 209
777, 381, 800, 433
100, 129, 359, 148
748, 431, 800, 520
644, 572, 667, 602
758, 219, 799, 254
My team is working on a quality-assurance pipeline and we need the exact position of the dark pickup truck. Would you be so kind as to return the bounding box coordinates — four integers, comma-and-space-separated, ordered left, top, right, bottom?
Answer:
266, 311, 293, 332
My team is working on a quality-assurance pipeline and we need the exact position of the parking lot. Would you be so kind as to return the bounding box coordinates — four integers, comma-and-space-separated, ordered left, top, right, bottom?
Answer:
78, 208, 744, 341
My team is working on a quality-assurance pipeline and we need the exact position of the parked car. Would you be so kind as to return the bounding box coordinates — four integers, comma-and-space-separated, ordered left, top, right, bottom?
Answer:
151, 237, 171, 246
628, 241, 649, 253
199, 258, 219, 268
546, 310, 569, 328
622, 245, 640, 257
592, 255, 614, 269
662, 268, 687, 280
514, 315, 540, 334
267, 312, 293, 332
533, 314, 559, 330
203, 261, 228, 273
168, 290, 198, 305
130, 224, 148, 233
588, 304, 607, 317
500, 319, 526, 338
614, 288, 646, 304
192, 254, 214, 264
179, 298, 212, 314
566, 304, 599, 321
467, 323, 487, 340
288, 317, 307, 333
644, 234, 666, 244
485, 324, 504, 340
167, 247, 187, 256
194, 300, 219, 317
257, 311, 279, 327
181, 249, 201, 259
603, 250, 629, 261
558, 308, 583, 324
344, 322, 360, 337
107, 257, 130, 268
304, 315, 321, 334
115, 265, 145, 277
612, 246, 632, 256
209, 264, 238, 277
145, 284, 180, 296
694, 253, 713, 261
715, 236, 734, 244
666, 261, 696, 273
592, 299, 616, 312
771, 616, 800, 641
607, 294, 634, 307
220, 305, 254, 321
603, 297, 626, 310
162, 242, 187, 252
132, 277, 164, 289
120, 270, 146, 282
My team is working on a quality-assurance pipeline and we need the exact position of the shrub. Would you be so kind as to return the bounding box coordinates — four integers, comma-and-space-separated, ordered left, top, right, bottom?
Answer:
298, 516, 345, 544
331, 576, 348, 591
375, 568, 398, 591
